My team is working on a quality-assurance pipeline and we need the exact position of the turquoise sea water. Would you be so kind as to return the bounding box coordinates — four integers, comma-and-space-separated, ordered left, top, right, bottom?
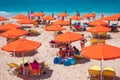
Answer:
0, 0, 120, 17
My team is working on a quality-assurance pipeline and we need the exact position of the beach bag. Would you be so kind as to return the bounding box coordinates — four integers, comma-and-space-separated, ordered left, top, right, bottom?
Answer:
58, 56, 63, 64
53, 57, 59, 64
63, 59, 70, 66
68, 58, 76, 65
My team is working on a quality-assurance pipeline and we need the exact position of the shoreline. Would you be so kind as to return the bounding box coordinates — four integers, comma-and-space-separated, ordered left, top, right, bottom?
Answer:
0, 11, 119, 18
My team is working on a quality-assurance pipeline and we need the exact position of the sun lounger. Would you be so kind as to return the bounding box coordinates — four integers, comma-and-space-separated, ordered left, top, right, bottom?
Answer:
33, 21, 39, 27
73, 53, 82, 59
88, 65, 101, 80
99, 32, 108, 39
90, 38, 105, 45
103, 67, 116, 80
28, 29, 41, 36
16, 60, 28, 66
7, 63, 21, 75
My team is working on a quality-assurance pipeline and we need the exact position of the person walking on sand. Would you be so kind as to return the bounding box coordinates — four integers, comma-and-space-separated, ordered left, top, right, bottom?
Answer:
80, 34, 87, 49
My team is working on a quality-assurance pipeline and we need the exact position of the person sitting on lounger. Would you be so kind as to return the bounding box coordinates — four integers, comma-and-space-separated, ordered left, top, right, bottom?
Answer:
76, 22, 82, 31
73, 46, 80, 55
57, 48, 65, 58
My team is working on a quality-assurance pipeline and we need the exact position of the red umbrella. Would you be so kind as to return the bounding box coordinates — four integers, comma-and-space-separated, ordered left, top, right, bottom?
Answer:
0, 29, 28, 38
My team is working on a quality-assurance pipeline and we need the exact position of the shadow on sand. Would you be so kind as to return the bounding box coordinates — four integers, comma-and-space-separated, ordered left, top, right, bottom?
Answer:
11, 50, 39, 57
115, 76, 120, 80
75, 57, 91, 64
17, 68, 53, 80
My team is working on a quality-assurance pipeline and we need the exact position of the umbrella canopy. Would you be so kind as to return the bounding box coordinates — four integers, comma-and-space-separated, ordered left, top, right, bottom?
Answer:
42, 15, 55, 20
87, 25, 111, 33
33, 12, 45, 17
44, 25, 66, 31
53, 20, 70, 26
0, 23, 21, 31
0, 29, 28, 38
70, 15, 83, 20
82, 13, 95, 18
0, 16, 7, 21
1, 38, 41, 52
17, 19, 35, 24
112, 14, 120, 19
88, 20, 107, 26
81, 43, 120, 60
100, 16, 117, 21
55, 32, 82, 43
57, 12, 69, 17
13, 14, 28, 19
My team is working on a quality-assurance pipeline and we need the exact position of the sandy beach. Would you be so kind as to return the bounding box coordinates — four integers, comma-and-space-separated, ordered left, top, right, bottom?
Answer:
0, 15, 120, 80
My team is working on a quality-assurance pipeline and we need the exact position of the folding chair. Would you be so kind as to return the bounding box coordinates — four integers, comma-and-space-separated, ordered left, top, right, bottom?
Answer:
7, 63, 20, 75
103, 67, 116, 80
88, 65, 101, 80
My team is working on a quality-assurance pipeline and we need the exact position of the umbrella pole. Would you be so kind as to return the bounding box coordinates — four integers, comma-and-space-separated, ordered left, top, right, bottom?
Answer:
14, 50, 16, 57
100, 58, 103, 80
22, 52, 25, 75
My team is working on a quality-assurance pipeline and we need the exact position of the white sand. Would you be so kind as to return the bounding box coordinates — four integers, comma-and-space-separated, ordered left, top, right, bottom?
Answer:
0, 17, 120, 80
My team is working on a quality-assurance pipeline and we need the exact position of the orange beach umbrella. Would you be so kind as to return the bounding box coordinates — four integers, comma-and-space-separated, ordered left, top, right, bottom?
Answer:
70, 15, 83, 20
57, 12, 69, 17
55, 32, 82, 43
100, 16, 117, 21
53, 20, 70, 26
0, 23, 21, 31
87, 25, 111, 33
13, 14, 28, 19
81, 43, 120, 60
0, 16, 7, 21
0, 29, 28, 38
17, 18, 35, 24
112, 14, 120, 19
44, 25, 66, 31
88, 20, 107, 26
82, 13, 95, 18
81, 43, 120, 80
42, 15, 55, 20
33, 12, 45, 17
1, 38, 41, 52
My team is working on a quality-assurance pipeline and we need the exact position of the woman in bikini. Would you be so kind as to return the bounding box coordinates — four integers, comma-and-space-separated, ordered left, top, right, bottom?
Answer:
80, 34, 87, 49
